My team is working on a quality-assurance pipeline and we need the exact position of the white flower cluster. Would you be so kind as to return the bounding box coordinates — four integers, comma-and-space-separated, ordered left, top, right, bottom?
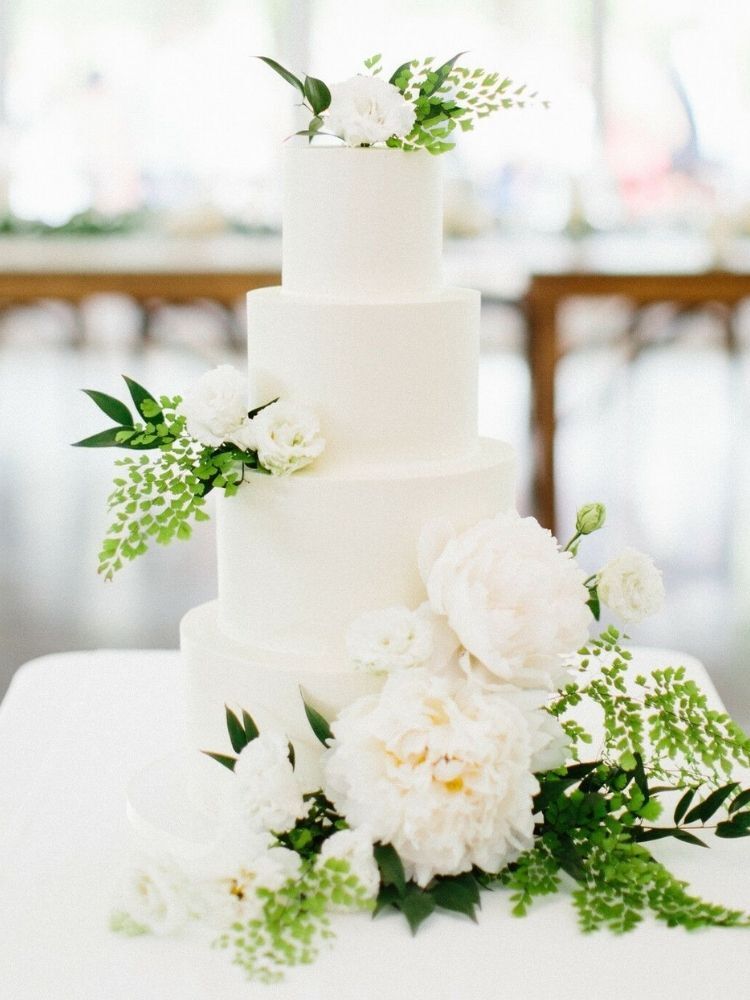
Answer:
324, 75, 416, 147
119, 730, 380, 936
334, 510, 666, 885
179, 365, 325, 475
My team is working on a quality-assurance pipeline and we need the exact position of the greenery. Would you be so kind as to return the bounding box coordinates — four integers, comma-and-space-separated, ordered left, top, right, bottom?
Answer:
218, 857, 373, 984
74, 376, 270, 579
259, 52, 545, 154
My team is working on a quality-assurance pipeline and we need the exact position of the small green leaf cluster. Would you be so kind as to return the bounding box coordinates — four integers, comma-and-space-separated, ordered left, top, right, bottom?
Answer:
388, 55, 547, 155
109, 910, 149, 937
75, 376, 276, 578
373, 843, 482, 932
220, 856, 372, 983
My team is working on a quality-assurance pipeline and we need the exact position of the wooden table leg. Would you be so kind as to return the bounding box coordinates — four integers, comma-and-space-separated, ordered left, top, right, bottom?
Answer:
526, 285, 558, 535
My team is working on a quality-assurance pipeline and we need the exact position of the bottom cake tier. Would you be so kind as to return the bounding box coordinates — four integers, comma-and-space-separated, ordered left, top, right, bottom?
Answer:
181, 600, 383, 789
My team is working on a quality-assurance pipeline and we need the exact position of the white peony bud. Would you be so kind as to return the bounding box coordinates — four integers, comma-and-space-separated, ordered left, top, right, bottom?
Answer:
179, 365, 248, 447
325, 75, 416, 147
597, 548, 665, 623
250, 400, 325, 476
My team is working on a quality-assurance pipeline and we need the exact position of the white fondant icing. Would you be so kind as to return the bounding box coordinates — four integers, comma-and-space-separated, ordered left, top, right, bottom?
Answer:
181, 600, 383, 787
215, 439, 516, 657
282, 146, 443, 300
247, 285, 480, 469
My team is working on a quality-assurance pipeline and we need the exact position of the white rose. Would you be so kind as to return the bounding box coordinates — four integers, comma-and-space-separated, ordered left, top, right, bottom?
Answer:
198, 845, 301, 928
233, 732, 309, 833
250, 400, 325, 476
318, 828, 380, 905
419, 512, 591, 689
179, 365, 248, 447
322, 669, 541, 886
597, 548, 665, 623
347, 605, 435, 673
325, 75, 416, 147
121, 855, 193, 935
226, 415, 257, 452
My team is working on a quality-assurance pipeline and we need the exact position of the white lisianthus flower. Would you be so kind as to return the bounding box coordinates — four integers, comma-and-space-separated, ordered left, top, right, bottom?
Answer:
179, 365, 249, 447
226, 416, 257, 453
597, 548, 665, 623
323, 668, 541, 886
419, 512, 591, 689
199, 845, 301, 928
325, 75, 416, 147
250, 400, 325, 476
318, 828, 380, 904
233, 732, 309, 833
121, 856, 193, 935
347, 605, 435, 673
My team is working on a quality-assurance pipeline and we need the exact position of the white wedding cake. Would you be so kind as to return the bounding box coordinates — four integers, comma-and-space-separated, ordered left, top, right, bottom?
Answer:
181, 146, 516, 775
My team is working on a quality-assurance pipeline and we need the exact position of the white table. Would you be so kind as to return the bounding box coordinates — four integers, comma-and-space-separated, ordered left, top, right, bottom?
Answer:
1, 649, 749, 1000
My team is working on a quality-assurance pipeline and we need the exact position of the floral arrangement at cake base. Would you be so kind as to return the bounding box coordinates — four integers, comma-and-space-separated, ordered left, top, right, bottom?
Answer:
111, 505, 750, 984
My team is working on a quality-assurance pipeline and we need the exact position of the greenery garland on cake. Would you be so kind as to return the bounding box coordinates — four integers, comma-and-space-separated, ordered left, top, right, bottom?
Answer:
258, 52, 547, 154
108, 489, 750, 983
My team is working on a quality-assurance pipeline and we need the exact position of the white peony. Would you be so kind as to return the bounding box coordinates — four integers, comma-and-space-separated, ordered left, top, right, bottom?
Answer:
419, 512, 591, 689
233, 732, 309, 833
121, 855, 193, 935
325, 75, 416, 147
179, 365, 249, 447
318, 828, 380, 904
597, 548, 665, 623
322, 668, 542, 886
347, 604, 436, 674
226, 416, 257, 453
198, 845, 301, 928
250, 400, 325, 476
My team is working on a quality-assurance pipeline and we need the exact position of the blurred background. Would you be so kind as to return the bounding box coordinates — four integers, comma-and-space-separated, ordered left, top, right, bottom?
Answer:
1, 0, 749, 724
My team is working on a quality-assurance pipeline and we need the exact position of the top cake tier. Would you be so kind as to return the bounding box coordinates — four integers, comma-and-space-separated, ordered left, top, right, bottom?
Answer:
282, 145, 443, 301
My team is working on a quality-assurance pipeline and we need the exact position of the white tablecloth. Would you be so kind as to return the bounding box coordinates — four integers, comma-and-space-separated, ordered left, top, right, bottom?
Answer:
1, 648, 749, 1000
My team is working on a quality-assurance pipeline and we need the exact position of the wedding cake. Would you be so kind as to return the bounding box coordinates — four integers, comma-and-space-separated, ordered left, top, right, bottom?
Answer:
180, 145, 516, 777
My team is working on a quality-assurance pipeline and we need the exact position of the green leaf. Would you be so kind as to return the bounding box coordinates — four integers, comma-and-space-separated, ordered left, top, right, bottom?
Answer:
431, 874, 480, 920
715, 821, 750, 839
684, 783, 739, 824
397, 885, 436, 934
201, 750, 237, 771
389, 59, 414, 90
72, 427, 130, 448
122, 375, 164, 424
420, 52, 467, 98
673, 829, 709, 848
373, 883, 400, 917
587, 586, 600, 621
82, 389, 133, 426
241, 709, 259, 742
256, 56, 305, 97
287, 740, 296, 769
247, 397, 279, 421
674, 788, 696, 825
374, 842, 406, 897
304, 75, 331, 115
300, 691, 333, 746
729, 788, 750, 813
225, 706, 248, 753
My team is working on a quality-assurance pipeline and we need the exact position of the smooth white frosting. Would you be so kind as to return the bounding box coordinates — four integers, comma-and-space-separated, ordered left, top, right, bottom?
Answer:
247, 285, 479, 469
182, 600, 383, 789
281, 146, 443, 301
215, 440, 515, 658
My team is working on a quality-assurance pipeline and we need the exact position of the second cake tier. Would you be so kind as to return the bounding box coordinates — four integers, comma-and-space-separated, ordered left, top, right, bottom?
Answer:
247, 285, 480, 470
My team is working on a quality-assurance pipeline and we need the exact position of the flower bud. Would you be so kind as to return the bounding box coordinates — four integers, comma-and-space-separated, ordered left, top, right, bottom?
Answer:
576, 502, 606, 536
